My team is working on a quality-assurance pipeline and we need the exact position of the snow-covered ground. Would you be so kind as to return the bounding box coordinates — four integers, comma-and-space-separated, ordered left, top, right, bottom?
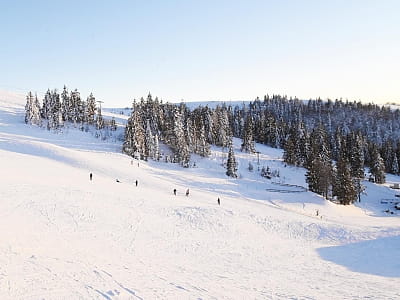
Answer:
1, 93, 399, 299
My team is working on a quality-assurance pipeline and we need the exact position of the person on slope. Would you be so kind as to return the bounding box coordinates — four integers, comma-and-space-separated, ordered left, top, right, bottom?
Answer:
186, 189, 190, 197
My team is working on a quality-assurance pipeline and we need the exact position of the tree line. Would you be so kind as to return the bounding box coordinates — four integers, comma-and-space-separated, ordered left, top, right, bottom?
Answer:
123, 94, 398, 205
25, 86, 117, 134
26, 90, 400, 205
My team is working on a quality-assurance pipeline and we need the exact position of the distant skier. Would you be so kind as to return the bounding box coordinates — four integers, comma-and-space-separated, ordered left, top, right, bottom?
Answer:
186, 189, 189, 197
135, 180, 138, 187
89, 173, 92, 181
217, 197, 220, 205
116, 179, 120, 183
173, 188, 177, 196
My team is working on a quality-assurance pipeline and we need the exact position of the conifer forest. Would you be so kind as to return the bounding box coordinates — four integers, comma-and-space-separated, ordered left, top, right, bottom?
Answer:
26, 88, 400, 205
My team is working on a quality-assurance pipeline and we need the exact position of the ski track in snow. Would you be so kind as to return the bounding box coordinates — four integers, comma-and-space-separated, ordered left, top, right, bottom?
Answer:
0, 96, 400, 299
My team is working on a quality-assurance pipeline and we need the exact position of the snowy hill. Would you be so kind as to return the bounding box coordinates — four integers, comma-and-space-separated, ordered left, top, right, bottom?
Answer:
1, 95, 400, 299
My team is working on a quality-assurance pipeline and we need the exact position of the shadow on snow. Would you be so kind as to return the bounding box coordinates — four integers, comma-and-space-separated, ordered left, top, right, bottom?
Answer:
317, 235, 400, 277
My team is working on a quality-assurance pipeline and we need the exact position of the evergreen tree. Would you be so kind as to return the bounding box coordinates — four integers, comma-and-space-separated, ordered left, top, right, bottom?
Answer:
241, 114, 256, 153
61, 85, 70, 122
32, 94, 42, 126
49, 89, 61, 130
171, 106, 190, 166
24, 92, 33, 124
349, 133, 365, 178
226, 140, 238, 178
70, 89, 84, 125
334, 156, 358, 205
132, 101, 146, 158
86, 93, 97, 125
306, 158, 333, 198
25, 92, 42, 126
41, 89, 51, 121
370, 147, 386, 183
305, 123, 333, 198
122, 116, 135, 157
96, 106, 105, 130
283, 138, 296, 165
145, 119, 160, 160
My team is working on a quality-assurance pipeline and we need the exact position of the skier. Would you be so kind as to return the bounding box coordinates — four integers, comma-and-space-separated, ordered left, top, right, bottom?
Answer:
116, 179, 120, 183
89, 173, 92, 181
217, 197, 220, 205
173, 188, 177, 196
135, 180, 138, 187
186, 189, 189, 197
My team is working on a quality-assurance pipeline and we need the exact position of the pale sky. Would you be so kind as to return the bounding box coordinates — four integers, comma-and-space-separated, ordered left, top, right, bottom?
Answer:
1, 0, 399, 106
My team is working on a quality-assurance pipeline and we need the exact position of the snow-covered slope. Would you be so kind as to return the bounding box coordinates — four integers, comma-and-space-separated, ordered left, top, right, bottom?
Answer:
1, 96, 399, 299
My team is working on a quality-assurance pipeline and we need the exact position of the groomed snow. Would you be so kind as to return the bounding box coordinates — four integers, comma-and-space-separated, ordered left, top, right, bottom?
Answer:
0, 95, 399, 299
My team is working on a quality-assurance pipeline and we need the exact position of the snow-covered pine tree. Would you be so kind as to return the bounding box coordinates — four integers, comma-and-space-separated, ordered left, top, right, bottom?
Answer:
123, 116, 135, 157
370, 147, 386, 184
25, 92, 33, 124
333, 156, 358, 205
241, 113, 255, 153
86, 93, 97, 125
70, 89, 83, 126
24, 92, 42, 126
232, 105, 243, 138
145, 119, 159, 160
202, 106, 214, 144
184, 117, 194, 154
308, 124, 331, 166
61, 85, 70, 122
132, 101, 146, 158
213, 105, 231, 148
41, 89, 61, 130
349, 133, 365, 178
52, 89, 63, 129
197, 123, 211, 157
304, 123, 334, 198
283, 121, 308, 166
283, 138, 296, 165
306, 157, 333, 199
226, 139, 238, 178
32, 94, 42, 126
49, 89, 61, 130
78, 96, 86, 127
380, 140, 394, 173
96, 105, 105, 130
41, 89, 51, 121
171, 106, 190, 167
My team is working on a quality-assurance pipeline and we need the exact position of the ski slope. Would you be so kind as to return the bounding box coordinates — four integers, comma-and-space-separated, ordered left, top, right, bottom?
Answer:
0, 93, 399, 299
